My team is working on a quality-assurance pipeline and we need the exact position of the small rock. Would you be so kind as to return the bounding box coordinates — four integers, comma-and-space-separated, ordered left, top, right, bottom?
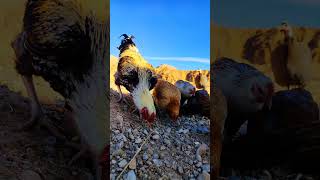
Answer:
111, 160, 116, 164
122, 134, 128, 142
196, 144, 209, 161
118, 159, 128, 168
135, 138, 142, 144
129, 134, 135, 140
159, 152, 166, 159
19, 170, 41, 180
114, 130, 120, 134
129, 158, 137, 170
132, 129, 139, 136
185, 151, 191, 156
166, 128, 171, 133
153, 159, 162, 167
143, 153, 149, 161
153, 153, 159, 159
143, 130, 148, 135
125, 170, 136, 180
196, 162, 202, 167
152, 134, 160, 140
160, 146, 166, 150
177, 166, 184, 174
201, 164, 210, 173
164, 139, 171, 146
197, 172, 210, 180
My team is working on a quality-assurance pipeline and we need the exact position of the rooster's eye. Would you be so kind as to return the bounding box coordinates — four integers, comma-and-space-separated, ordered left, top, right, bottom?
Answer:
149, 77, 157, 90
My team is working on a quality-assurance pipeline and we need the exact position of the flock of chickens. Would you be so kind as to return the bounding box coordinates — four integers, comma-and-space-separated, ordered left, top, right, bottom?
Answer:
114, 34, 210, 126
6, 1, 317, 178
212, 22, 318, 179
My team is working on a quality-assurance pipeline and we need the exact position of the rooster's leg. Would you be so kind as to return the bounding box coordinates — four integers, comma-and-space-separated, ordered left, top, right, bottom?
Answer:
116, 85, 124, 102
20, 75, 67, 140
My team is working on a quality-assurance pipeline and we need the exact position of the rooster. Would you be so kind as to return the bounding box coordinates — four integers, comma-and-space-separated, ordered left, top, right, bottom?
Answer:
279, 22, 313, 89
11, 0, 109, 179
114, 34, 158, 126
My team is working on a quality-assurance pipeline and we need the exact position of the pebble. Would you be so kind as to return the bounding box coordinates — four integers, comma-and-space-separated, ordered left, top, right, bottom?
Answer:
143, 130, 148, 135
19, 170, 41, 180
143, 153, 149, 161
201, 164, 210, 173
177, 166, 184, 174
152, 134, 160, 140
160, 146, 166, 150
118, 159, 128, 168
125, 170, 136, 180
114, 130, 120, 134
135, 138, 142, 144
129, 134, 135, 140
196, 162, 202, 168
111, 160, 116, 164
153, 153, 159, 159
122, 134, 128, 142
196, 144, 209, 161
197, 172, 210, 180
129, 158, 136, 170
132, 129, 139, 136
164, 139, 171, 146
166, 128, 171, 133
153, 159, 162, 167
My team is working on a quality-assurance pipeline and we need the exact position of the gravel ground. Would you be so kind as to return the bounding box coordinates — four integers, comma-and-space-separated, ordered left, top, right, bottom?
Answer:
110, 90, 210, 180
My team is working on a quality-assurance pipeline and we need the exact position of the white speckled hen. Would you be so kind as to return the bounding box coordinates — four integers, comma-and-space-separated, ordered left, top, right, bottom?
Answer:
11, 0, 109, 179
114, 34, 158, 126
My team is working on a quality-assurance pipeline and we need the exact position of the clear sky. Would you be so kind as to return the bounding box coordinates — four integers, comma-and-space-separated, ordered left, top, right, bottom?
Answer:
111, 0, 210, 70
212, 0, 320, 28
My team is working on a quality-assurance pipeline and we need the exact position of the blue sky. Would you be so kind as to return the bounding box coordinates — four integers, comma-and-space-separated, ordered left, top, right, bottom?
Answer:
111, 0, 210, 70
212, 0, 320, 28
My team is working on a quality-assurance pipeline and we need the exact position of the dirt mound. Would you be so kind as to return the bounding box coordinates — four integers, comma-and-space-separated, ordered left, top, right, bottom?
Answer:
0, 84, 97, 180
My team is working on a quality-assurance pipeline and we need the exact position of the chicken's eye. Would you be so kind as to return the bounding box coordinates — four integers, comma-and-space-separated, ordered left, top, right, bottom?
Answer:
149, 77, 157, 90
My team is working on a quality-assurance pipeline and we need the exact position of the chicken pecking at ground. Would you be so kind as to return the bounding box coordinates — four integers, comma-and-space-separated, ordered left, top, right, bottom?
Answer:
212, 57, 274, 178
182, 89, 210, 118
114, 34, 158, 126
174, 80, 196, 106
212, 57, 274, 146
152, 79, 181, 121
278, 22, 313, 89
11, 0, 109, 179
